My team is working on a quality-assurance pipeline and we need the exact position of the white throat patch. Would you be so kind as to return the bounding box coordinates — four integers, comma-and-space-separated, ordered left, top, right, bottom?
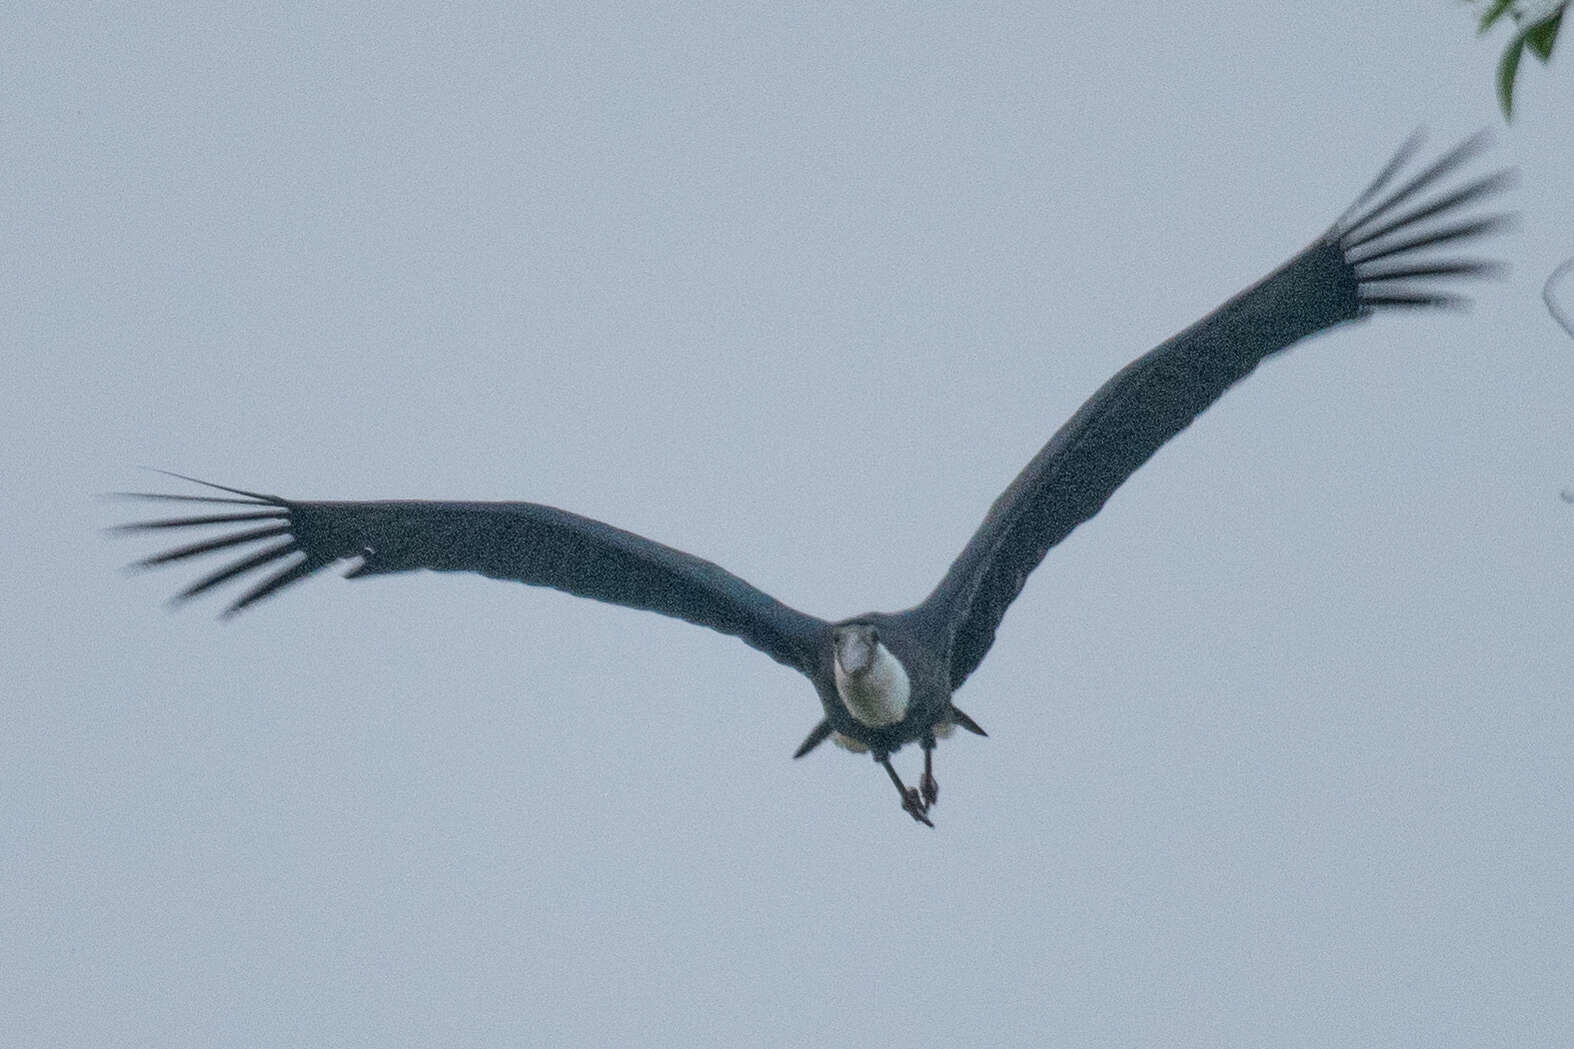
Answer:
833, 638, 911, 727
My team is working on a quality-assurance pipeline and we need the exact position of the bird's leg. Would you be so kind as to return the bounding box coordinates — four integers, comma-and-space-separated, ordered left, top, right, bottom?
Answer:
877, 751, 933, 827
920, 734, 938, 811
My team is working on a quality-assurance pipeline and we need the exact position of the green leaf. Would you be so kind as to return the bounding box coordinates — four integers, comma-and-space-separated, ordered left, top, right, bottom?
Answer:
1498, 35, 1525, 117
1480, 0, 1517, 33
1526, 8, 1564, 61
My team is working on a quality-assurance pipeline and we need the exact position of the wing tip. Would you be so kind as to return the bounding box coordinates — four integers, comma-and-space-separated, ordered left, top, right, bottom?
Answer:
219, 556, 319, 618
111, 471, 316, 615
140, 468, 281, 503
1335, 130, 1514, 314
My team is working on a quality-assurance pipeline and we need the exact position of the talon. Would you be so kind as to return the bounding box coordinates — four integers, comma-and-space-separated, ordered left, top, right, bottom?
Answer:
879, 753, 935, 827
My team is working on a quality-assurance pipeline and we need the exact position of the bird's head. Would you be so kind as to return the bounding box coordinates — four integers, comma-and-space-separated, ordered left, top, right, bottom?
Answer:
831, 621, 911, 728
832, 622, 881, 677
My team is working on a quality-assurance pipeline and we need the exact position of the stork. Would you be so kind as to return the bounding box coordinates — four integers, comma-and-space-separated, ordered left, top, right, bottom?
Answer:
115, 133, 1511, 826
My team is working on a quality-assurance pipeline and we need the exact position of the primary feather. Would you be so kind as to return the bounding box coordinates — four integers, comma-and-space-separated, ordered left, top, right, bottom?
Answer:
113, 473, 827, 673
921, 132, 1511, 688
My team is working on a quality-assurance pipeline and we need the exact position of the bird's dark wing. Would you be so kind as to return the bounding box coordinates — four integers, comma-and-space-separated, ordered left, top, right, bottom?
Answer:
113, 475, 828, 674
922, 132, 1513, 689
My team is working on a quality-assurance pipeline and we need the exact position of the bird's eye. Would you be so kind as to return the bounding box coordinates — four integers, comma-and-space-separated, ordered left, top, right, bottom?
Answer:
868, 627, 879, 644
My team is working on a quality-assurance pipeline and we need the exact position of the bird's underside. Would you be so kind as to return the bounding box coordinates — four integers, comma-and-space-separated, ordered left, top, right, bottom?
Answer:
113, 132, 1511, 827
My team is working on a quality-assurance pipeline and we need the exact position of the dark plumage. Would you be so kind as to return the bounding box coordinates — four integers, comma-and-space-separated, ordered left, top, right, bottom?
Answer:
114, 133, 1512, 825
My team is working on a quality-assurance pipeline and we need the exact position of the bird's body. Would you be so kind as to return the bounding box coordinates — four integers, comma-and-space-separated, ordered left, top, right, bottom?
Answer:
831, 623, 911, 729
115, 133, 1512, 825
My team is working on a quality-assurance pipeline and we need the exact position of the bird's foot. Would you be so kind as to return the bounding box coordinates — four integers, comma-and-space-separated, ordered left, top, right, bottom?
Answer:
902, 787, 934, 827
879, 752, 935, 828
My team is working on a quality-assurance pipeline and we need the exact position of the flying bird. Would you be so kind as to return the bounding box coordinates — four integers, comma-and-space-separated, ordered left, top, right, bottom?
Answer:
115, 133, 1511, 826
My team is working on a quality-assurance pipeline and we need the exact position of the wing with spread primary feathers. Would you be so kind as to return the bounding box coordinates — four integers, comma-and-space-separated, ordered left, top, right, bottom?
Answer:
923, 132, 1513, 689
113, 475, 828, 675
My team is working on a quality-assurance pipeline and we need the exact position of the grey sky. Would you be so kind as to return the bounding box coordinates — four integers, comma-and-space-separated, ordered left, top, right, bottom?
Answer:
5, 4, 1572, 1046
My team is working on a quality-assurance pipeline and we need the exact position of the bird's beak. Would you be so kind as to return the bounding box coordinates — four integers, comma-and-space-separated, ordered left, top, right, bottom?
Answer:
834, 629, 875, 675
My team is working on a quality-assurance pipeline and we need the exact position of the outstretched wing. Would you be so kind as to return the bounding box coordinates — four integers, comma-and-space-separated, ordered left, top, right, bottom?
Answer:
113, 474, 828, 674
923, 132, 1513, 689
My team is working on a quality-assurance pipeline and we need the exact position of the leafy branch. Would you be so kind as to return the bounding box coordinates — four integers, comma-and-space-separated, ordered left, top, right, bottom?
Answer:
1475, 0, 1566, 118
